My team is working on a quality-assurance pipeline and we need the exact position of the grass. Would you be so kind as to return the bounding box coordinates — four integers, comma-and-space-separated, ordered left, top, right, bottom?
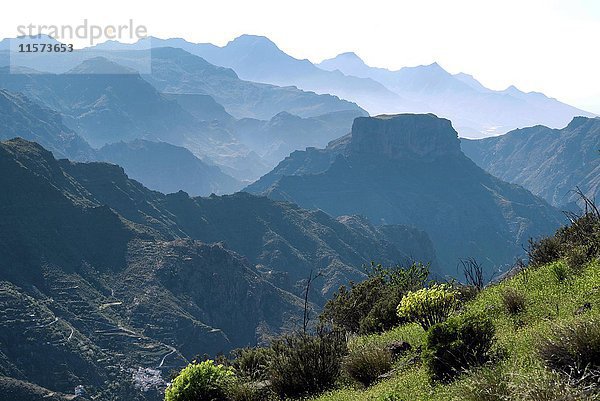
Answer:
309, 258, 600, 401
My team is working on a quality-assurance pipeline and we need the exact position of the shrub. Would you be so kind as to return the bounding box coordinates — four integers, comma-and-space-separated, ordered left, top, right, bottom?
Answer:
358, 285, 405, 334
397, 284, 458, 331
566, 244, 591, 271
322, 262, 430, 334
528, 210, 600, 268
268, 329, 347, 398
230, 347, 272, 382
528, 236, 563, 267
322, 276, 386, 334
342, 344, 392, 387
539, 318, 600, 386
165, 360, 235, 401
423, 313, 496, 382
501, 287, 526, 315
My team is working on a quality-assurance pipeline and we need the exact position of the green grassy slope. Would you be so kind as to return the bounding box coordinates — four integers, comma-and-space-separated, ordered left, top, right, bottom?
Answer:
313, 258, 600, 401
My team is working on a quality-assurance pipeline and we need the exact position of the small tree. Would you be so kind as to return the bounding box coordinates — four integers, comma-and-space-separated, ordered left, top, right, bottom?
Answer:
397, 284, 458, 330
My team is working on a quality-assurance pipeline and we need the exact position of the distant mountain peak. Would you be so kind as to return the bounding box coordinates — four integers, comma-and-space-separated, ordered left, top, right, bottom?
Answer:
336, 52, 364, 61
228, 34, 279, 50
421, 61, 448, 74
349, 113, 461, 159
68, 57, 135, 74
503, 85, 524, 95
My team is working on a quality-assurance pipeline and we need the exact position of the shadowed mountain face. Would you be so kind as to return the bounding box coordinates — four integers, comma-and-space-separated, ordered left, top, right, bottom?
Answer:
0, 89, 94, 160
247, 114, 564, 275
0, 138, 437, 400
461, 117, 600, 207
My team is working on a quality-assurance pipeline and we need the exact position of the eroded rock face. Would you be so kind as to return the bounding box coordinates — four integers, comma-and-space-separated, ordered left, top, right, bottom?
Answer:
349, 114, 462, 160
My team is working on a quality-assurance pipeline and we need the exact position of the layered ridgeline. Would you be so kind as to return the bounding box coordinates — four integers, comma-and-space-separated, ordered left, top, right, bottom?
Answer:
318, 52, 594, 137
0, 57, 263, 179
0, 89, 94, 160
98, 35, 411, 115
247, 114, 564, 275
0, 138, 436, 400
461, 117, 600, 208
0, 46, 366, 181
0, 88, 242, 196
86, 35, 594, 137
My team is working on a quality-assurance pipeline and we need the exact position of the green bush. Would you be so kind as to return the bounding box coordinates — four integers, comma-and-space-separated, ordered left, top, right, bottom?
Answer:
528, 236, 563, 267
165, 360, 235, 401
397, 284, 458, 331
566, 244, 592, 271
230, 347, 272, 382
528, 211, 600, 268
269, 329, 347, 398
423, 313, 496, 382
501, 287, 526, 315
322, 262, 430, 334
539, 318, 600, 386
322, 276, 387, 334
342, 344, 392, 387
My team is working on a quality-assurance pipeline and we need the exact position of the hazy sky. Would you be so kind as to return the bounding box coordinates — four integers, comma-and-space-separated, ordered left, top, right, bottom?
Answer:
2, 0, 599, 113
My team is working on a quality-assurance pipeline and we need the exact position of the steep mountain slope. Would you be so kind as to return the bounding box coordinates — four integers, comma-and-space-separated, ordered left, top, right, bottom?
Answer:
0, 89, 94, 160
248, 114, 564, 275
97, 139, 243, 196
162, 93, 233, 121
319, 52, 594, 137
57, 164, 438, 301
461, 117, 600, 207
0, 138, 307, 400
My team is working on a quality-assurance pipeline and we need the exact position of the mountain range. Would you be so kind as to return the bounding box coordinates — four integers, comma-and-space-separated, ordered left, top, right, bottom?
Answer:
318, 52, 594, 136
0, 42, 366, 182
461, 116, 600, 207
247, 114, 564, 275
0, 32, 593, 401
83, 34, 594, 137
